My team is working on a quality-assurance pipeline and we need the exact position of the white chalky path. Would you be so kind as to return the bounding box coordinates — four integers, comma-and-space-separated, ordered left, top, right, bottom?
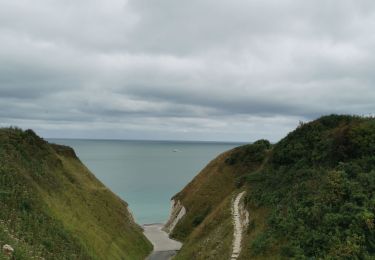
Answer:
231, 191, 246, 260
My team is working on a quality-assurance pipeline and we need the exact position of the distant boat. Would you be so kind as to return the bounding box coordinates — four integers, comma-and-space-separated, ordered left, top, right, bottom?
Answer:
173, 149, 180, 152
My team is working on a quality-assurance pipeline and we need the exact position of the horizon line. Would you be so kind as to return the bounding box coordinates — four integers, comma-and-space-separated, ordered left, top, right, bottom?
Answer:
46, 137, 250, 144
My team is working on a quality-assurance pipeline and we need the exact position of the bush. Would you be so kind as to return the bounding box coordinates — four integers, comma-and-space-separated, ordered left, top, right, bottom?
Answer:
245, 115, 375, 258
251, 233, 270, 255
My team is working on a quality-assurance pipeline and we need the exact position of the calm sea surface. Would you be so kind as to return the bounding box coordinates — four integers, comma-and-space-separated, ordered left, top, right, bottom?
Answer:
48, 139, 243, 224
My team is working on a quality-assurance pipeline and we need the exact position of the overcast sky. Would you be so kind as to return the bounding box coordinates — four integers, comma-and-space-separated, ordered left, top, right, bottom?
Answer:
0, 0, 374, 142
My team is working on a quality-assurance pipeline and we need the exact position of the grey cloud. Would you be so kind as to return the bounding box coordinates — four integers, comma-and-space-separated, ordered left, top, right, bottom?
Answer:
0, 0, 137, 52
0, 0, 375, 141
127, 0, 375, 54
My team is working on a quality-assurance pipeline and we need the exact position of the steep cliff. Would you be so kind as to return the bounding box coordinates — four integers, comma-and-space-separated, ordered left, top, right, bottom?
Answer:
0, 128, 152, 259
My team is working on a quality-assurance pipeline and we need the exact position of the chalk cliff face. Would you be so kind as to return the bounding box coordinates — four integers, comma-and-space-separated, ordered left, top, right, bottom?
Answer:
164, 199, 186, 234
171, 115, 375, 260
0, 128, 152, 259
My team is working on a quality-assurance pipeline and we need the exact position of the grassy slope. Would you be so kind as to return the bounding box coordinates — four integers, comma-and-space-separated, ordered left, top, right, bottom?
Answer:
0, 128, 152, 259
173, 115, 375, 259
172, 141, 270, 259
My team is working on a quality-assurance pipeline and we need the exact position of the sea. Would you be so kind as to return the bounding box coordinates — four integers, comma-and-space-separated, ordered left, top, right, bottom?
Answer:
48, 139, 244, 224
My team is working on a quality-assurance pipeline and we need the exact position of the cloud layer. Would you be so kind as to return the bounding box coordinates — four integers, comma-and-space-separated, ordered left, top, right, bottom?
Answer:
1, 0, 375, 141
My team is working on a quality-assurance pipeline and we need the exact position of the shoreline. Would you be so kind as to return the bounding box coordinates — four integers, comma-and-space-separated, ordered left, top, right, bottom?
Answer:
143, 223, 165, 226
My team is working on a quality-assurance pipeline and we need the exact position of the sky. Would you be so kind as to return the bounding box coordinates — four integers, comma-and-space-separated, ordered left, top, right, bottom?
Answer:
0, 0, 375, 142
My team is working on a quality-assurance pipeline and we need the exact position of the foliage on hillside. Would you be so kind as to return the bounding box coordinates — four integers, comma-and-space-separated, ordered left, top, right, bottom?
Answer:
171, 140, 270, 259
245, 115, 375, 259
173, 115, 375, 259
0, 128, 152, 259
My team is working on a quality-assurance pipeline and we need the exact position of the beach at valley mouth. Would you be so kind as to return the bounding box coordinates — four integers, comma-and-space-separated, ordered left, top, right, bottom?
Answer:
143, 223, 182, 260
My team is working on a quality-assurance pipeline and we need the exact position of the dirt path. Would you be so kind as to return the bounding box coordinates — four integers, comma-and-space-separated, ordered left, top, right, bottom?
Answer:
231, 191, 246, 260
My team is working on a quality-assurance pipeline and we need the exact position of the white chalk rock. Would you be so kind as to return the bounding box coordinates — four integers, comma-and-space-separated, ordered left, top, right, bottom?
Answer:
2, 244, 14, 256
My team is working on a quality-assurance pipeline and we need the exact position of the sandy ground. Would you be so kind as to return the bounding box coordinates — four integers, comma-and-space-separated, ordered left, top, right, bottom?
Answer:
143, 223, 182, 260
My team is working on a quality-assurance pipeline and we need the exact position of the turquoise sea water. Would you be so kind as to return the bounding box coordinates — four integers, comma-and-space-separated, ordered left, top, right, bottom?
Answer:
48, 139, 243, 224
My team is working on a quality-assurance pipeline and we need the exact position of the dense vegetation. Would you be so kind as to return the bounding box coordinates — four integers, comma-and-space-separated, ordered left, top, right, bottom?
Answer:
246, 115, 375, 258
172, 115, 375, 259
0, 128, 152, 259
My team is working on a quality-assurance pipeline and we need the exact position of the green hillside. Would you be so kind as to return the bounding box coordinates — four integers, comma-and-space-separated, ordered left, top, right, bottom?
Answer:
172, 115, 375, 259
0, 128, 152, 259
